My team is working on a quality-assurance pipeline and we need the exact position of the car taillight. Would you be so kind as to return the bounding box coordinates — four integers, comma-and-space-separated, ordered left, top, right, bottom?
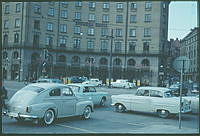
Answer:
26, 106, 32, 113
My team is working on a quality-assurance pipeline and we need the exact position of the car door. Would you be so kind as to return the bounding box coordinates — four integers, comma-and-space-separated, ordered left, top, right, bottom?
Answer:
44, 88, 63, 117
88, 87, 98, 104
131, 89, 151, 112
82, 86, 93, 102
61, 87, 77, 116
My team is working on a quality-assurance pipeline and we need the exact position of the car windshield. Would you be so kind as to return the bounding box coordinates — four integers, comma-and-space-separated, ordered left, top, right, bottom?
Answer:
68, 85, 80, 93
164, 91, 174, 98
20, 85, 45, 93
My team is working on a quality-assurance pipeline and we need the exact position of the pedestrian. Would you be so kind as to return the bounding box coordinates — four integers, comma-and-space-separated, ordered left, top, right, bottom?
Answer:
1, 86, 8, 109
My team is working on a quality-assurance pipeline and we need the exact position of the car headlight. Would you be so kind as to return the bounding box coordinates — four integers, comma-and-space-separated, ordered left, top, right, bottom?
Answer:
26, 106, 32, 113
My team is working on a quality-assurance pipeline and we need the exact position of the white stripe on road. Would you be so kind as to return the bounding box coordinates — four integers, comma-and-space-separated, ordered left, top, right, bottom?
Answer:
56, 124, 97, 133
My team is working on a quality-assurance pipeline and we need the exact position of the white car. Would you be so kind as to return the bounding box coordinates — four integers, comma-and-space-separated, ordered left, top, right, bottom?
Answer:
82, 78, 102, 87
111, 79, 135, 88
111, 87, 191, 118
183, 95, 199, 113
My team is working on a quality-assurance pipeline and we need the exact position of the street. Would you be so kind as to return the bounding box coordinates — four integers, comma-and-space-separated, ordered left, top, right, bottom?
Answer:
2, 81, 199, 134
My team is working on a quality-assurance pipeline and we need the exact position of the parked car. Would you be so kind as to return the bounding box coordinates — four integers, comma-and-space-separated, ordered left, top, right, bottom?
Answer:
4, 83, 94, 125
68, 83, 109, 106
71, 76, 88, 83
36, 78, 62, 83
111, 87, 191, 118
82, 78, 102, 87
191, 83, 200, 94
111, 79, 135, 88
169, 83, 188, 96
183, 95, 199, 113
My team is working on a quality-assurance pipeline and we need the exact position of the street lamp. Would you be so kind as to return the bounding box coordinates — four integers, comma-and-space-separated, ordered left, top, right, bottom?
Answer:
17, 57, 21, 82
87, 57, 95, 78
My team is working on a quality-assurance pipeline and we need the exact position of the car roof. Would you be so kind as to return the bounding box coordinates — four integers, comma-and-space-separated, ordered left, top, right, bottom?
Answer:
137, 86, 171, 92
28, 83, 67, 90
68, 83, 95, 87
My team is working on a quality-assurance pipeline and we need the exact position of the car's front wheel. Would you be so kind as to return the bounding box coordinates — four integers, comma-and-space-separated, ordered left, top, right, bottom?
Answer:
157, 109, 170, 118
115, 104, 126, 113
82, 106, 91, 119
100, 97, 106, 106
42, 109, 55, 125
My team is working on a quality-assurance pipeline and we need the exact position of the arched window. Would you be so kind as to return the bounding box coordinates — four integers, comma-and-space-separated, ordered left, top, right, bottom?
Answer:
127, 59, 136, 66
3, 52, 8, 59
58, 55, 66, 62
99, 58, 108, 65
72, 56, 80, 64
3, 34, 8, 45
141, 59, 150, 66
113, 58, 122, 65
12, 51, 19, 59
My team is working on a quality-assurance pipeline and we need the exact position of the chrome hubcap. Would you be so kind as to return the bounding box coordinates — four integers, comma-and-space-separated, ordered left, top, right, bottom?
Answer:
84, 107, 91, 119
44, 110, 54, 124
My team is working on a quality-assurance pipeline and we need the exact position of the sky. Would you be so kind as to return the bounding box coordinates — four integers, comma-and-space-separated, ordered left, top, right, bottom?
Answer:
168, 1, 197, 40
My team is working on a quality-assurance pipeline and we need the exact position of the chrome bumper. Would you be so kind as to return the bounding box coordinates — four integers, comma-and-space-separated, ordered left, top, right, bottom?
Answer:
3, 111, 38, 119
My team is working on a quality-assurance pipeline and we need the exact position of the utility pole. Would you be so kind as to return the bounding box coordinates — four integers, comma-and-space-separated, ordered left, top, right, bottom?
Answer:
108, 29, 114, 88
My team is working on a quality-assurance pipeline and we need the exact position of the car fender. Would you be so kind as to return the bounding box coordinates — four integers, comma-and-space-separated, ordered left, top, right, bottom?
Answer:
76, 101, 94, 115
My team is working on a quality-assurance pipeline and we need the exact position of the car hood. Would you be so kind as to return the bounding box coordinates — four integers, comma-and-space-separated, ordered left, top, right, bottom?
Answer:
8, 90, 38, 107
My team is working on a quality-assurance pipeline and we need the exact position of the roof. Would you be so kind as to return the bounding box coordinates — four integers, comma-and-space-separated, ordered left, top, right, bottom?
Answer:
68, 83, 95, 87
28, 83, 67, 90
137, 86, 171, 92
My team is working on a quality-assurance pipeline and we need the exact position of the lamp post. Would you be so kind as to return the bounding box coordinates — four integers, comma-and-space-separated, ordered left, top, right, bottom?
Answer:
17, 57, 21, 82
88, 57, 95, 78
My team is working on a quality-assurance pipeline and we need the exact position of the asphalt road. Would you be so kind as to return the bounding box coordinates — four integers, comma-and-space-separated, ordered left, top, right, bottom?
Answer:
2, 81, 199, 134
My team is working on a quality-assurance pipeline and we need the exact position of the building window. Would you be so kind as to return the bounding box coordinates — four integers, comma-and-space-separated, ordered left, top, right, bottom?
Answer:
116, 3, 123, 9
14, 33, 19, 43
4, 20, 9, 29
47, 23, 53, 31
3, 52, 8, 59
75, 12, 81, 20
34, 5, 41, 14
143, 42, 149, 52
145, 14, 151, 22
75, 1, 82, 7
13, 51, 19, 59
16, 3, 21, 13
116, 29, 122, 37
129, 29, 136, 37
87, 40, 94, 49
144, 28, 151, 37
145, 2, 152, 10
89, 2, 95, 8
61, 2, 68, 7
48, 8, 54, 16
101, 28, 108, 36
15, 19, 20, 28
73, 38, 81, 48
88, 28, 95, 36
5, 5, 9, 14
3, 35, 8, 46
61, 10, 68, 18
101, 40, 108, 51
102, 14, 109, 22
74, 26, 81, 34
103, 3, 109, 9
129, 42, 136, 52
116, 15, 123, 23
60, 24, 67, 33
45, 36, 53, 47
60, 38, 67, 47
88, 14, 95, 21
130, 15, 136, 23
33, 34, 39, 47
34, 20, 40, 30
131, 3, 137, 10
115, 41, 122, 52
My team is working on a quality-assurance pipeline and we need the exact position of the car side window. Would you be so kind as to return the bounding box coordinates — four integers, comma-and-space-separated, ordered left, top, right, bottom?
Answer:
83, 87, 89, 93
150, 90, 163, 97
89, 87, 96, 92
49, 88, 61, 96
136, 89, 149, 96
62, 87, 73, 96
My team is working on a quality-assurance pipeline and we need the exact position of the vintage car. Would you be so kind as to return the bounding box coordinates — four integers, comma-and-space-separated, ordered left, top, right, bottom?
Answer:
183, 95, 199, 113
4, 83, 94, 125
111, 87, 191, 118
82, 78, 102, 87
111, 79, 135, 88
68, 83, 109, 106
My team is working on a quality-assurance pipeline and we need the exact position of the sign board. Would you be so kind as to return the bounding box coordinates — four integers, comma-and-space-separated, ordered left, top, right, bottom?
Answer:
173, 56, 190, 73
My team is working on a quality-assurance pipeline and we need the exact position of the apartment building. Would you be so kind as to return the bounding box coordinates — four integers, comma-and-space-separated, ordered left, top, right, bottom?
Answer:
2, 1, 170, 86
180, 27, 198, 81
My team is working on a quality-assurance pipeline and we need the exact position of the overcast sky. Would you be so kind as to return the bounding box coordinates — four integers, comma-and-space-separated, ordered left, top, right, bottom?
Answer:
168, 1, 197, 40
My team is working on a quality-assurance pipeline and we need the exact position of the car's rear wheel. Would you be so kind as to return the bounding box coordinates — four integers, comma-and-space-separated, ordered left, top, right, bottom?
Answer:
157, 109, 170, 118
42, 109, 55, 125
82, 106, 91, 119
100, 97, 106, 106
115, 104, 126, 113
